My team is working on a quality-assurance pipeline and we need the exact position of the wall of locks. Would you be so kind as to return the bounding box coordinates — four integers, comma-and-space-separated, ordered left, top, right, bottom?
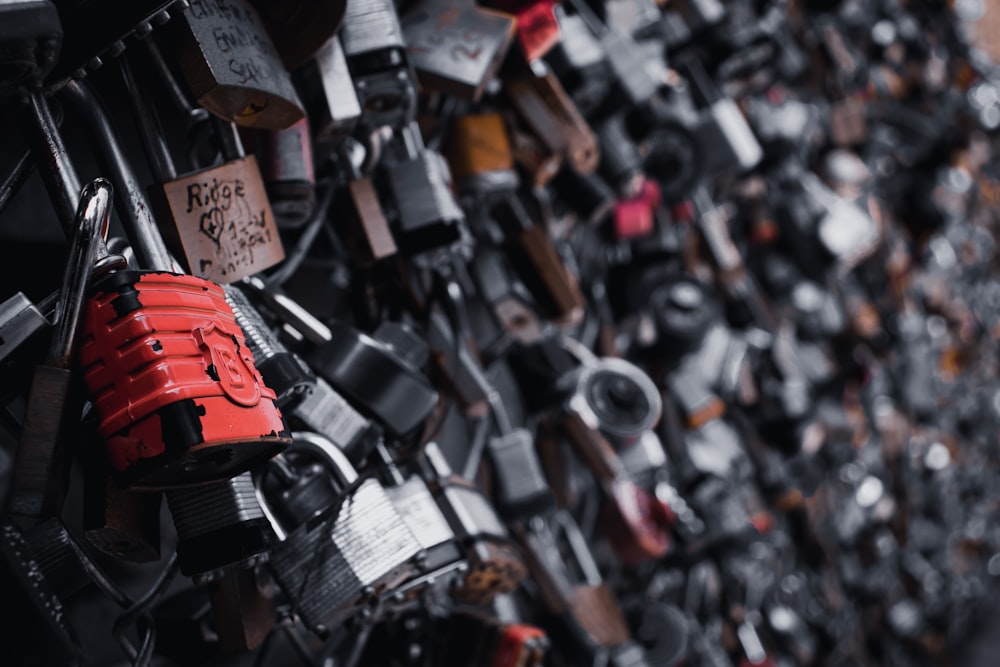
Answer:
2, 0, 1000, 666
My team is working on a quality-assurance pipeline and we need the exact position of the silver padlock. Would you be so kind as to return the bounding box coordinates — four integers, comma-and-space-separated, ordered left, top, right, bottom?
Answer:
261, 432, 424, 636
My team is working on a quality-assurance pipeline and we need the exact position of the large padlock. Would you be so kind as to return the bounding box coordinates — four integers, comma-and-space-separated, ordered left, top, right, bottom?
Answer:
401, 0, 516, 102
165, 0, 305, 129
339, 0, 419, 129
260, 432, 424, 636
421, 441, 528, 604
120, 51, 286, 284
379, 122, 466, 256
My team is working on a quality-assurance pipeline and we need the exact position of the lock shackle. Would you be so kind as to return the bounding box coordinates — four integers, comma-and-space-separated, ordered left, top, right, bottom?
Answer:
254, 431, 359, 542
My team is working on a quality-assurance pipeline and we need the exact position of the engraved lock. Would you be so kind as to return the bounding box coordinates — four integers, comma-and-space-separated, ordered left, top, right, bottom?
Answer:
307, 320, 439, 439
443, 113, 520, 197
421, 441, 528, 604
489, 194, 585, 327
248, 0, 347, 69
294, 35, 362, 144
120, 52, 286, 284
380, 122, 466, 256
248, 118, 316, 229
261, 432, 424, 636
166, 471, 274, 580
166, 0, 306, 129
504, 61, 600, 175
339, 0, 419, 129
401, 0, 516, 102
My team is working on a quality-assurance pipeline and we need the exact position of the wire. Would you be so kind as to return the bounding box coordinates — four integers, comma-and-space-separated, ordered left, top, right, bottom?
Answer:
266, 182, 336, 287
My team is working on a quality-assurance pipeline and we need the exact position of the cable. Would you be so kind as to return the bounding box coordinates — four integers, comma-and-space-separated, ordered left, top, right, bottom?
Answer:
266, 181, 335, 287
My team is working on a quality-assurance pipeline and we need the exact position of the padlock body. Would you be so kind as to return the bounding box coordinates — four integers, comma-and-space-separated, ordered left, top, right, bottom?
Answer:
79, 270, 291, 489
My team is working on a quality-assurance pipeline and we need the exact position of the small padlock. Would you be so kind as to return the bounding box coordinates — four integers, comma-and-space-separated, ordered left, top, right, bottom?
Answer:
339, 0, 419, 129
380, 122, 466, 255
562, 0, 661, 108
261, 432, 423, 636
504, 61, 600, 175
307, 320, 439, 439
486, 0, 560, 63
293, 35, 362, 143
614, 178, 661, 241
421, 441, 528, 604
487, 426, 555, 522
401, 0, 516, 101
490, 194, 585, 327
546, 8, 613, 117
248, 118, 316, 229
166, 471, 274, 580
166, 0, 305, 129
443, 113, 520, 196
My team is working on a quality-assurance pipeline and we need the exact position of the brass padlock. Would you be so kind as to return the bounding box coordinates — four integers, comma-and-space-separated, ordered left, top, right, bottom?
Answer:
166, 0, 305, 130
443, 113, 520, 196
401, 0, 516, 102
504, 62, 600, 175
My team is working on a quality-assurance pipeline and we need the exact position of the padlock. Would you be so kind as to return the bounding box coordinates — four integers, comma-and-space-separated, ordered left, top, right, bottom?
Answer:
0, 0, 61, 95
247, 0, 347, 69
614, 178, 661, 241
9, 179, 112, 526
166, 471, 274, 580
307, 319, 439, 439
293, 35, 362, 144
421, 441, 528, 604
484, 0, 560, 64
339, 0, 419, 129
562, 0, 661, 108
487, 425, 555, 521
645, 273, 720, 359
489, 194, 585, 327
443, 113, 519, 197
679, 57, 763, 175
546, 8, 613, 117
380, 122, 466, 255
287, 377, 382, 466
120, 52, 286, 284
249, 118, 316, 229
468, 244, 546, 345
504, 61, 600, 175
261, 432, 423, 636
165, 0, 305, 129
401, 0, 516, 102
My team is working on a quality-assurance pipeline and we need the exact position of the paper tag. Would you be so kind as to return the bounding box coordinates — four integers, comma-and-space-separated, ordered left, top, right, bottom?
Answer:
162, 156, 285, 284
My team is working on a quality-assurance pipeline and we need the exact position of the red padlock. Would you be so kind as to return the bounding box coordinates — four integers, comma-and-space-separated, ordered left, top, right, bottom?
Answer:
492, 623, 548, 667
79, 271, 292, 489
484, 0, 561, 62
615, 178, 661, 241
